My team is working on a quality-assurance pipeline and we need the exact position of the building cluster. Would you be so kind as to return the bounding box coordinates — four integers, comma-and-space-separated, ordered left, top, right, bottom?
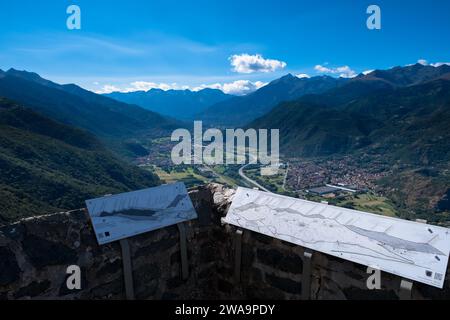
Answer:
285, 156, 389, 193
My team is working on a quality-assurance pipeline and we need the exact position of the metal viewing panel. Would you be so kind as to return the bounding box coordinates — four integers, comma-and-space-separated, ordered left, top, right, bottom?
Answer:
224, 187, 450, 288
86, 182, 197, 245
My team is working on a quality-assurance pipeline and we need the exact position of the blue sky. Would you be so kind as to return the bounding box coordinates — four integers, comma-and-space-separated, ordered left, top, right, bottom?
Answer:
0, 0, 449, 94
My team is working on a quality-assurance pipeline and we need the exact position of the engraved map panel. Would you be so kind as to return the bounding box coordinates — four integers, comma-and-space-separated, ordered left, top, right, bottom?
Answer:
86, 182, 197, 245
224, 187, 450, 288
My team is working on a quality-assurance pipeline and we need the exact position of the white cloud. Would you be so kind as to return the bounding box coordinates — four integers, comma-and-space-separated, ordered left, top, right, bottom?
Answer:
229, 54, 287, 74
296, 73, 310, 79
193, 80, 267, 95
431, 62, 450, 67
314, 64, 357, 78
417, 59, 428, 66
314, 65, 332, 73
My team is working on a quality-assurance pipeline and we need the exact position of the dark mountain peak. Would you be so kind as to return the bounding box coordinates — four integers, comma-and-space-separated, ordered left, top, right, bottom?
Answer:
148, 88, 165, 93
304, 75, 340, 83
268, 73, 299, 86
318, 74, 333, 79
387, 63, 424, 72
61, 83, 84, 92
5, 69, 92, 96
436, 63, 450, 72
358, 63, 450, 87
282, 73, 296, 79
401, 62, 433, 73
7, 68, 42, 80
162, 89, 192, 96
408, 62, 427, 69
196, 88, 230, 97
6, 68, 59, 88
197, 87, 223, 94
355, 72, 368, 78
274, 73, 296, 82
200, 73, 348, 126
266, 73, 299, 87
106, 85, 232, 120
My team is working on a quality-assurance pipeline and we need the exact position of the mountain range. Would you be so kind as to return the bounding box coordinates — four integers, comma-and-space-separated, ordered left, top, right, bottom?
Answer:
250, 64, 450, 163
106, 87, 231, 120
199, 74, 347, 126
103, 63, 450, 129
0, 69, 179, 140
199, 63, 450, 126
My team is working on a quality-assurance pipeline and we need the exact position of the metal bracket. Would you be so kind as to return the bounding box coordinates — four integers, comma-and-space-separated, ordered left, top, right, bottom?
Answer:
399, 279, 413, 300
119, 239, 135, 300
233, 229, 244, 284
177, 222, 189, 280
301, 250, 313, 300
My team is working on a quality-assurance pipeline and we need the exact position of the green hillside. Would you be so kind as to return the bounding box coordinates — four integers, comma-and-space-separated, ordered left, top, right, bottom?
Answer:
0, 99, 160, 224
251, 78, 450, 165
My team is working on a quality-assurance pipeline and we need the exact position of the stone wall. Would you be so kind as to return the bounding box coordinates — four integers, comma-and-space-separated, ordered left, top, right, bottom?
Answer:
0, 185, 222, 300
222, 227, 450, 300
1, 184, 449, 300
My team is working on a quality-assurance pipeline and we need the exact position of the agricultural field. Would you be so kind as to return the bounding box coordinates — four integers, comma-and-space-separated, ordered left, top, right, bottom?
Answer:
148, 166, 208, 188
334, 193, 398, 217
304, 191, 398, 217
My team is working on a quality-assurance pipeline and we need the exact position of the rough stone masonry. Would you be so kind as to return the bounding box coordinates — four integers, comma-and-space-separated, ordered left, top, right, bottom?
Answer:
0, 184, 449, 300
